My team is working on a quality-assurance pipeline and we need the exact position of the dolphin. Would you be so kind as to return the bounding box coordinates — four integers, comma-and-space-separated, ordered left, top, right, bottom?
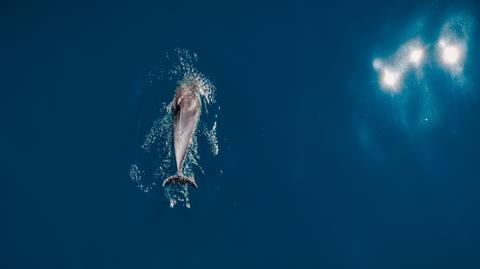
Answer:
162, 79, 201, 188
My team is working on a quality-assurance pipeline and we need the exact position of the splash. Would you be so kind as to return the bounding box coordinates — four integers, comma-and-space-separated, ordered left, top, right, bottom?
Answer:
203, 119, 219, 156
164, 184, 191, 208
129, 49, 220, 208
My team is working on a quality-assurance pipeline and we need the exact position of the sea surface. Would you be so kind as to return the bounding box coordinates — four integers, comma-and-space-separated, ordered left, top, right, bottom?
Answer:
2, 1, 480, 268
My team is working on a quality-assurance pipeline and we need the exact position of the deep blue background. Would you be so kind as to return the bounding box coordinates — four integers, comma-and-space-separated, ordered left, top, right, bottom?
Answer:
2, 1, 480, 268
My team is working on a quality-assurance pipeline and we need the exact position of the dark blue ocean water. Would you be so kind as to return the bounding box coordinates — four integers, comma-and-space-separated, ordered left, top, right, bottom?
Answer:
2, 1, 480, 268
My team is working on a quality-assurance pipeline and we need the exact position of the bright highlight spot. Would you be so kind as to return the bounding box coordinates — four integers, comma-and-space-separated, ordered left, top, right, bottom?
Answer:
381, 69, 401, 92
437, 38, 466, 75
373, 39, 426, 93
409, 48, 424, 66
372, 58, 382, 70
441, 44, 460, 65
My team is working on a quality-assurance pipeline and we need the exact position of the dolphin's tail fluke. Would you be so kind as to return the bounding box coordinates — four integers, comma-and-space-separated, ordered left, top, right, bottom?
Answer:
162, 174, 198, 189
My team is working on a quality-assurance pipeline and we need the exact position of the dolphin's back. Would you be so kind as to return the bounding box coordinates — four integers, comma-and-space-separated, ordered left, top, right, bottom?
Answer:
172, 88, 200, 173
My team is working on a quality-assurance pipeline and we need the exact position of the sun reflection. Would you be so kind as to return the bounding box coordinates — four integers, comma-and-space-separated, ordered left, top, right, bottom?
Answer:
439, 40, 463, 65
381, 69, 401, 92
408, 47, 425, 66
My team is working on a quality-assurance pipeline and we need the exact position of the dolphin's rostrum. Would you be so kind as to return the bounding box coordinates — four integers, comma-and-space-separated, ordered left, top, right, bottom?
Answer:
162, 79, 201, 188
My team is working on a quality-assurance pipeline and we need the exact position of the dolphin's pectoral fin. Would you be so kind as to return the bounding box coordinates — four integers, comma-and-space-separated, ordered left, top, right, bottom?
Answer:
162, 175, 198, 189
